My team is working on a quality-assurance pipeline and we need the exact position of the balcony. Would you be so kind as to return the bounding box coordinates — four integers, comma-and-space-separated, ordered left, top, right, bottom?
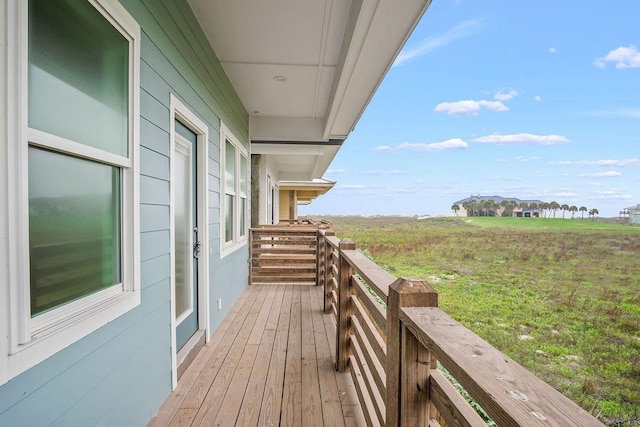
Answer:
150, 225, 604, 426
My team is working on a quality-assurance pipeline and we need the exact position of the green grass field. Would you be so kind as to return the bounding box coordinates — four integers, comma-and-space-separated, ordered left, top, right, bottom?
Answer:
317, 215, 640, 425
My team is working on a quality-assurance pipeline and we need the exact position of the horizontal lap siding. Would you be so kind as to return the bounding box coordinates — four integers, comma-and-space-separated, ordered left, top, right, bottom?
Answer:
0, 0, 248, 425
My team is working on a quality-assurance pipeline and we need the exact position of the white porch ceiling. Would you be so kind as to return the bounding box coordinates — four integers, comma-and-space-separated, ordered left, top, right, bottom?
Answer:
188, 0, 431, 180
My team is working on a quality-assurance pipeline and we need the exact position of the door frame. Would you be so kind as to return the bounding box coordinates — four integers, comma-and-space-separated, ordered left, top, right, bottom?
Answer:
169, 95, 210, 389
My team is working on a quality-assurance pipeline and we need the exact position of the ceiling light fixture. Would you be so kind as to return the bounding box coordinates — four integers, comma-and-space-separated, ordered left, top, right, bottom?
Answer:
273, 75, 287, 82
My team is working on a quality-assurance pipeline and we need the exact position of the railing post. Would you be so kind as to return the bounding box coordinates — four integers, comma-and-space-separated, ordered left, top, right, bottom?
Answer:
386, 278, 438, 427
323, 230, 336, 313
335, 238, 356, 373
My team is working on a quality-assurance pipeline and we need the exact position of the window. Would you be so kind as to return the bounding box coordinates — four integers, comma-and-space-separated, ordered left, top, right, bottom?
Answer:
221, 123, 248, 254
2, 0, 140, 382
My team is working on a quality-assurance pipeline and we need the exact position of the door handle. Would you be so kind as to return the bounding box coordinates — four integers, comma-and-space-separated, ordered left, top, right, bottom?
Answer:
193, 240, 201, 259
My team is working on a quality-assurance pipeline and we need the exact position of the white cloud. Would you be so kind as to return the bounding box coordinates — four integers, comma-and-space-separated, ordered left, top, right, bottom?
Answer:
376, 138, 468, 152
393, 20, 483, 67
586, 109, 640, 119
549, 47, 559, 54
364, 170, 403, 175
580, 171, 622, 178
434, 100, 508, 115
553, 192, 577, 197
515, 156, 540, 162
326, 168, 345, 174
594, 45, 640, 69
588, 190, 633, 200
494, 89, 518, 101
396, 187, 419, 194
375, 145, 393, 152
534, 95, 541, 101
550, 159, 637, 167
473, 133, 569, 145
490, 175, 523, 181
339, 184, 366, 189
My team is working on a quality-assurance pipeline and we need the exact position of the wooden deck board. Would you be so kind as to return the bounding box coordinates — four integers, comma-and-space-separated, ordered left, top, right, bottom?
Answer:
149, 284, 363, 426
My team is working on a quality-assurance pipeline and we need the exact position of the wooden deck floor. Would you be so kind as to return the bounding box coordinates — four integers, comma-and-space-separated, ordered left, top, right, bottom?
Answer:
148, 285, 365, 426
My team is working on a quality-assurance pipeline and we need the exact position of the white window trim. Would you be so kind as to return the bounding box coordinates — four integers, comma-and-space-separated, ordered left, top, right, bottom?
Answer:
220, 123, 249, 257
1, 0, 141, 385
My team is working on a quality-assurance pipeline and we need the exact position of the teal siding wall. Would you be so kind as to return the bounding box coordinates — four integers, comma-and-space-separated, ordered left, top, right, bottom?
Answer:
0, 0, 249, 425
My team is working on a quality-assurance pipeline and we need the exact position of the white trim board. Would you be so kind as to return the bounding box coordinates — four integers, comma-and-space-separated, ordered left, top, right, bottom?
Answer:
169, 94, 210, 390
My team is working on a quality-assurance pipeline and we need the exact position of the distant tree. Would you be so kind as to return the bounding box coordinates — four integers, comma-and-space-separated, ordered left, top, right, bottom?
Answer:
589, 208, 599, 221
541, 202, 550, 218
579, 206, 587, 220
549, 201, 560, 218
482, 199, 495, 217
488, 200, 500, 217
451, 204, 460, 216
560, 204, 570, 219
501, 200, 516, 217
569, 205, 578, 219
469, 200, 480, 217
500, 200, 509, 216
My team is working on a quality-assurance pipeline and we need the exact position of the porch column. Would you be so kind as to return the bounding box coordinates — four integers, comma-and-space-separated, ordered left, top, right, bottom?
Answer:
250, 154, 261, 228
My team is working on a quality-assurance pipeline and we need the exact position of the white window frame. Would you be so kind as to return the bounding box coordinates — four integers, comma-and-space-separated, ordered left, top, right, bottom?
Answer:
1, 0, 140, 385
220, 123, 249, 257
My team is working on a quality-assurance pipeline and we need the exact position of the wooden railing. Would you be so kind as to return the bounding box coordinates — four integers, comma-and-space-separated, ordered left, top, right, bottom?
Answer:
316, 229, 605, 427
249, 224, 332, 285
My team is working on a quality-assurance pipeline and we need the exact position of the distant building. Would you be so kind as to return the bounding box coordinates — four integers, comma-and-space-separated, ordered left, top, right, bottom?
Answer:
453, 195, 544, 217
626, 204, 640, 224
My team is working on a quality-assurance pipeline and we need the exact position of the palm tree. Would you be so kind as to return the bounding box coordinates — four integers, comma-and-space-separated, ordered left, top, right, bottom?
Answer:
589, 208, 599, 221
579, 206, 587, 220
470, 200, 480, 217
569, 205, 578, 219
483, 199, 495, 217
560, 204, 569, 219
500, 199, 509, 216
540, 202, 549, 218
549, 201, 560, 218
451, 204, 460, 216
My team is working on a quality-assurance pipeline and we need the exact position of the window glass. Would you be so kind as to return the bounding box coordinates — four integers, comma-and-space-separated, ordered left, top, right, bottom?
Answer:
225, 194, 234, 243
28, 147, 121, 316
240, 155, 247, 196
174, 144, 191, 318
28, 0, 129, 156
239, 198, 246, 238
225, 140, 235, 191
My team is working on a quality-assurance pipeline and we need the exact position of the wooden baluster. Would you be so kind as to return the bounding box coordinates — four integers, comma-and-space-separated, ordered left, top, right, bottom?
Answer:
316, 229, 324, 287
335, 239, 356, 373
386, 278, 438, 427
323, 230, 336, 313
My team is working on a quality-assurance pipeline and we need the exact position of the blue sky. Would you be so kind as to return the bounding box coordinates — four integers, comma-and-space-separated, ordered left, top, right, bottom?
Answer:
301, 0, 640, 218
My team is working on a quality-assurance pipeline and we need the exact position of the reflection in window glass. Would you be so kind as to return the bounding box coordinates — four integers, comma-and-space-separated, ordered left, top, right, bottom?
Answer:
225, 140, 235, 191
225, 195, 234, 243
28, 0, 129, 156
240, 155, 247, 195
28, 147, 121, 316
174, 145, 191, 319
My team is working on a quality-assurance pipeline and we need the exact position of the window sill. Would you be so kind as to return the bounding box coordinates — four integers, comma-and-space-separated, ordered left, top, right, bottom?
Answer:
220, 239, 248, 259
